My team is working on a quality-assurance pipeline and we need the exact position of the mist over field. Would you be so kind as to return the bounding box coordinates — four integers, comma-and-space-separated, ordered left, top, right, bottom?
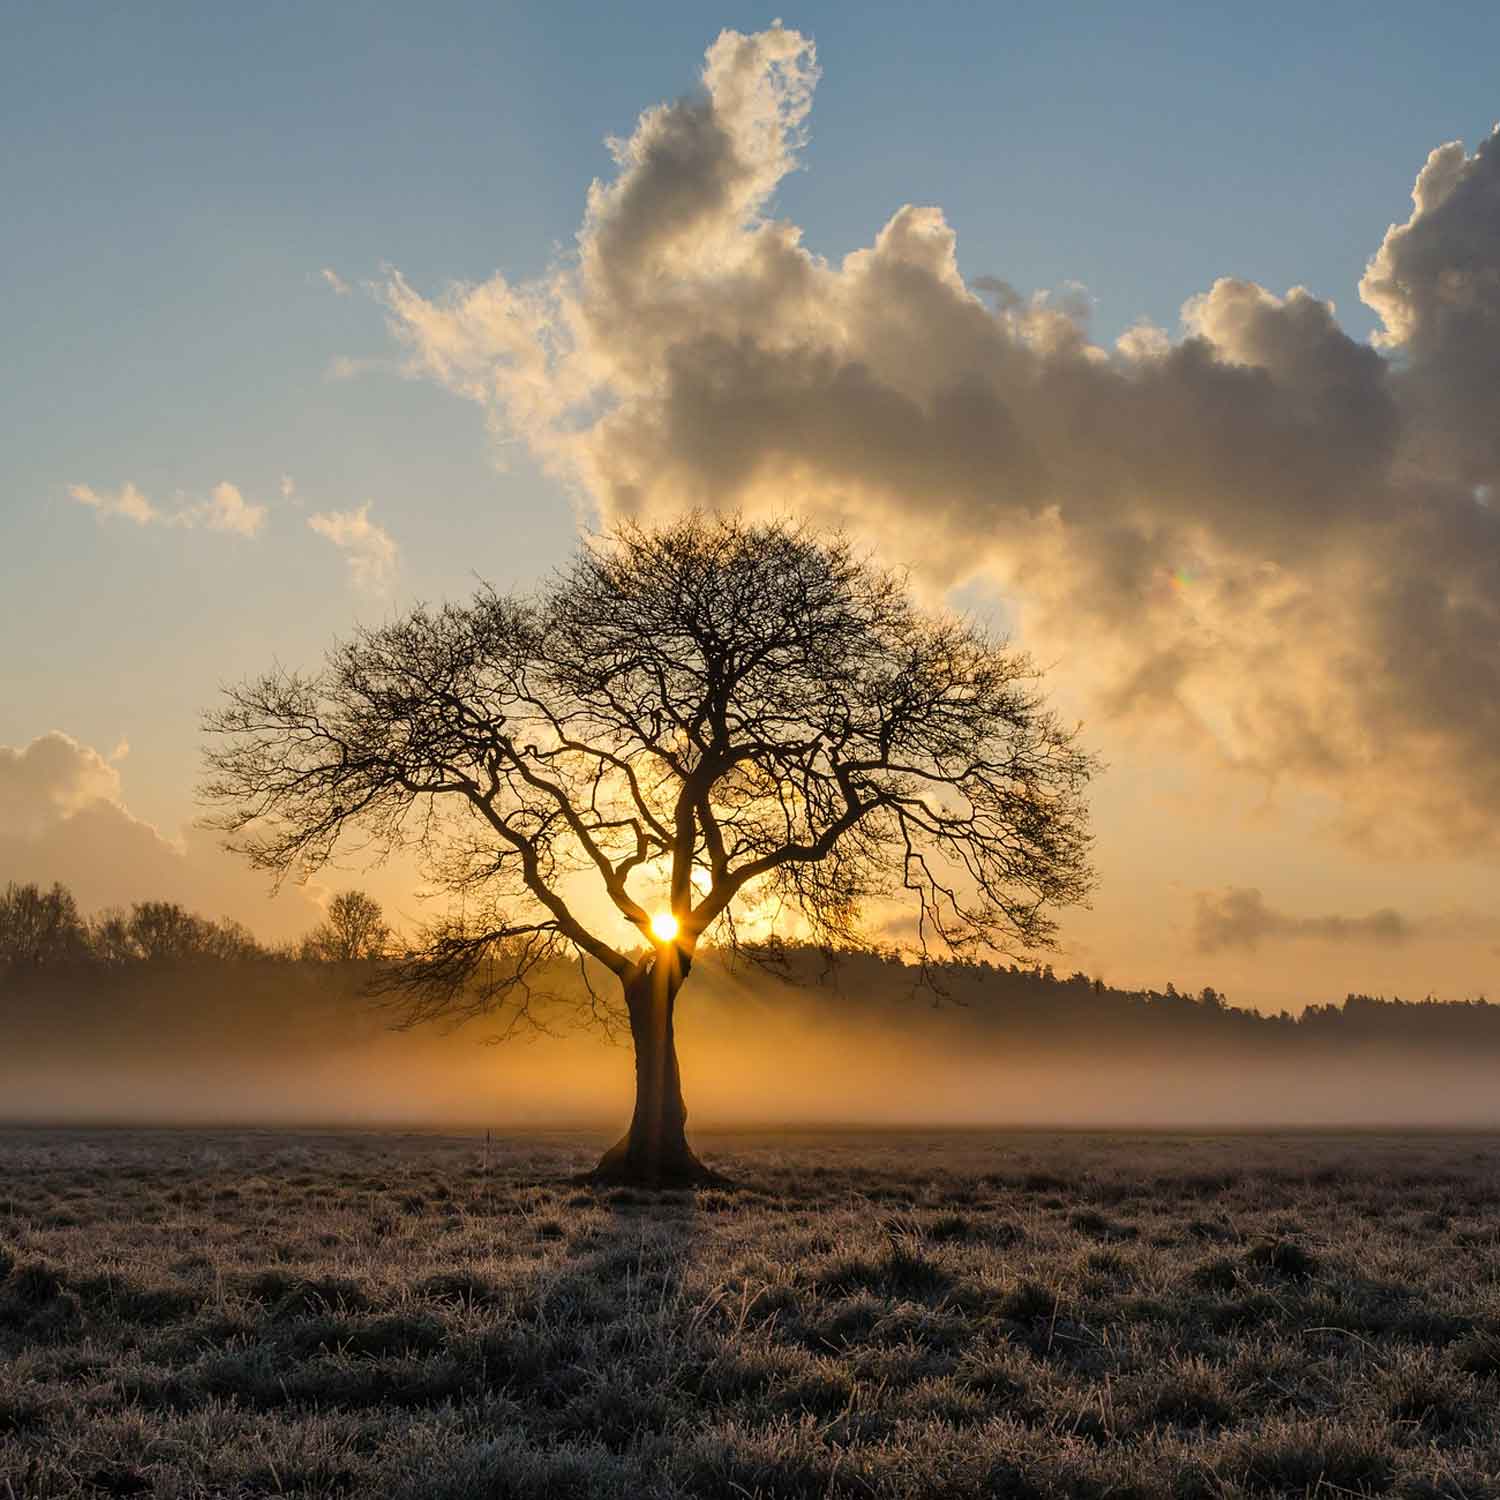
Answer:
7, 952, 1500, 1130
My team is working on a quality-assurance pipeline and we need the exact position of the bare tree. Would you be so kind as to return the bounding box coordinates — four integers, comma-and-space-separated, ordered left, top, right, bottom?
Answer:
124, 901, 212, 961
87, 907, 138, 965
0, 882, 88, 968
203, 515, 1096, 1183
301, 890, 391, 962
118, 901, 264, 962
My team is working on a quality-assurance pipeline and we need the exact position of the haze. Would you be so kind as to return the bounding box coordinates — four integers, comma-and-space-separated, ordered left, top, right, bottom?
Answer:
7, 951, 1500, 1130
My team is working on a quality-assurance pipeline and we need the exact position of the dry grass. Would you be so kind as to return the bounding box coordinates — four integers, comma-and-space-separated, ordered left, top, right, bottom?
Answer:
3, 1128, 1500, 1497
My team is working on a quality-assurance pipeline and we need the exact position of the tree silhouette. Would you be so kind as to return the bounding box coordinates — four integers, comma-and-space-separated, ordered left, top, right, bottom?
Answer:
202, 515, 1096, 1183
118, 900, 261, 962
0, 882, 88, 968
125, 900, 209, 961
301, 890, 391, 962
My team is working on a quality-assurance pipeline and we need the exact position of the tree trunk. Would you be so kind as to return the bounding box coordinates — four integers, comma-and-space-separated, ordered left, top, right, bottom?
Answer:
591, 951, 717, 1186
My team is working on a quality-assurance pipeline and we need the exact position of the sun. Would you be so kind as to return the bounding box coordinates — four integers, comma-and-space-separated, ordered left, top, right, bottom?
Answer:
649, 911, 680, 943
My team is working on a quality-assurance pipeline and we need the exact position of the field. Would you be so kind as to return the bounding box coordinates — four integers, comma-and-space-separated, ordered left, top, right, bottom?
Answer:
3, 1130, 1500, 1498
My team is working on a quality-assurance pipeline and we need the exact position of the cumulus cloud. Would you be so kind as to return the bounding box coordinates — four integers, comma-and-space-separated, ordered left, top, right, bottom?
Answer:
0, 732, 321, 940
307, 503, 398, 590
1361, 131, 1500, 486
67, 480, 266, 537
0, 733, 123, 837
377, 27, 1500, 851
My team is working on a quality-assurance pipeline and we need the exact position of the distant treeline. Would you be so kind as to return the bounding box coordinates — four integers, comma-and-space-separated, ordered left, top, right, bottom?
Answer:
0, 881, 390, 968
3, 879, 1498, 1057
731, 943, 1500, 1054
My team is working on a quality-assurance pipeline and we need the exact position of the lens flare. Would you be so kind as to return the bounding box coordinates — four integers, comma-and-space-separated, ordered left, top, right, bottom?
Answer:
650, 911, 680, 943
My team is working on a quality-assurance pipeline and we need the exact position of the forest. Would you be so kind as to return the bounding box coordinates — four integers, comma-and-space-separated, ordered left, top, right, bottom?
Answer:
5, 878, 1498, 1069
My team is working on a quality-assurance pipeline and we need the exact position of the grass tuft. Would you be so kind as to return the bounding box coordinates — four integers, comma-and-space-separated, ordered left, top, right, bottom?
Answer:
997, 1278, 1059, 1324
414, 1270, 499, 1308
1453, 1331, 1500, 1377
1226, 1427, 1396, 1495
6, 1260, 67, 1307
1244, 1238, 1320, 1281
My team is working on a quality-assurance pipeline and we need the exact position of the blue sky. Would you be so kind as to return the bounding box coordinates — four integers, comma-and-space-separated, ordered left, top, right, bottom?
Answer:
4, 2, 1499, 1003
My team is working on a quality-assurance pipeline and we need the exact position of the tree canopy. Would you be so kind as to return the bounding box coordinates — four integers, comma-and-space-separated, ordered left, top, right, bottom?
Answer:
202, 514, 1096, 1180
301, 890, 392, 963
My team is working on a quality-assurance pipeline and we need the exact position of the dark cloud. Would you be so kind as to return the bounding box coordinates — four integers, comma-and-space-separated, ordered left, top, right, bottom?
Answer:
1193, 887, 1413, 954
1190, 885, 1500, 956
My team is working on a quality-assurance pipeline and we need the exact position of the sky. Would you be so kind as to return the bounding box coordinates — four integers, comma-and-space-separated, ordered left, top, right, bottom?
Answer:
4, 1, 1500, 1013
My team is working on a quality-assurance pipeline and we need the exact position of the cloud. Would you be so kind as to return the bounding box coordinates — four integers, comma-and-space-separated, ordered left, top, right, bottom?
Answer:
68, 482, 160, 525
1194, 888, 1412, 953
1361, 131, 1500, 486
0, 732, 123, 837
190, 481, 266, 537
67, 480, 266, 537
1193, 887, 1499, 956
0, 732, 321, 941
320, 267, 352, 296
307, 503, 398, 590
280, 474, 297, 501
323, 354, 404, 382
377, 30, 1500, 853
